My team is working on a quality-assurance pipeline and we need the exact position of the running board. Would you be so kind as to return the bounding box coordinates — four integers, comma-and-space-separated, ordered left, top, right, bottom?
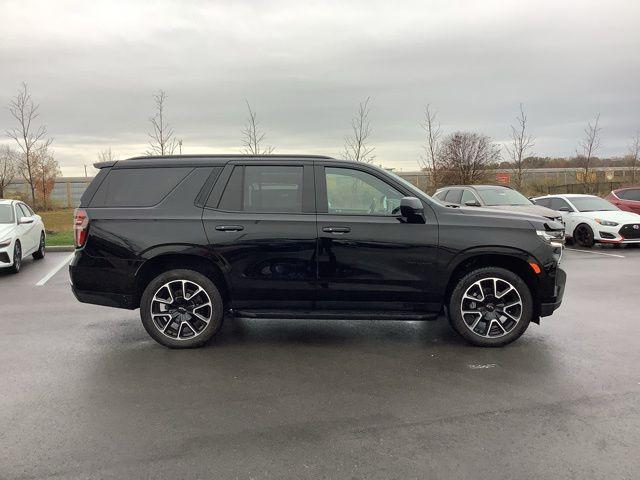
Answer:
232, 309, 438, 321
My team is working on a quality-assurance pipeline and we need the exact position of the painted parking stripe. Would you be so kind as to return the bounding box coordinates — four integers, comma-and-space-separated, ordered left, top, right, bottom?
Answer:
565, 248, 624, 258
35, 253, 75, 287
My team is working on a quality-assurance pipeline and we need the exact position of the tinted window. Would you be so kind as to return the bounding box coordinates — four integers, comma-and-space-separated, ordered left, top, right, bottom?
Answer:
94, 167, 192, 207
0, 205, 14, 224
325, 167, 403, 215
244, 166, 303, 213
618, 189, 640, 201
461, 189, 479, 205
216, 166, 243, 210
217, 165, 304, 213
444, 188, 463, 204
549, 198, 572, 211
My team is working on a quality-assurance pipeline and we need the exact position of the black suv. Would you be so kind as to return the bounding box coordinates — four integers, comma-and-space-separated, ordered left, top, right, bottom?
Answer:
70, 155, 565, 348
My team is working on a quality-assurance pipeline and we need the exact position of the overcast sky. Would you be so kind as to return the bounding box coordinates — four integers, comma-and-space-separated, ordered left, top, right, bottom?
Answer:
1, 0, 639, 176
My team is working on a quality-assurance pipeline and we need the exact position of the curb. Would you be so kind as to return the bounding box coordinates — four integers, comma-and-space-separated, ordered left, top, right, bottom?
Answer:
46, 246, 75, 252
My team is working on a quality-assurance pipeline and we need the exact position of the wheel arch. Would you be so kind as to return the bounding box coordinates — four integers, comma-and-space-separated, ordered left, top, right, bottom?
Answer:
444, 250, 541, 322
134, 252, 230, 309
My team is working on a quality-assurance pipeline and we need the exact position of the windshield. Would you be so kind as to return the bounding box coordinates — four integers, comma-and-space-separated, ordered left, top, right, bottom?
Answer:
570, 196, 618, 212
384, 170, 432, 202
0, 204, 15, 224
477, 188, 531, 206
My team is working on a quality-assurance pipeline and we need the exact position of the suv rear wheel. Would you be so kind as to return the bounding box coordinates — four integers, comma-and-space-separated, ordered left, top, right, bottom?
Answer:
448, 267, 533, 347
140, 269, 224, 348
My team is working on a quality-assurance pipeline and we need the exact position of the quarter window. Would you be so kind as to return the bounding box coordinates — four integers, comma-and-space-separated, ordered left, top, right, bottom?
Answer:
325, 167, 403, 216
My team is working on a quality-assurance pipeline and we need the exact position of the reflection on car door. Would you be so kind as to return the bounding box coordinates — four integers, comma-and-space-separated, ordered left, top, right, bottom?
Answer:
315, 163, 440, 313
202, 161, 317, 310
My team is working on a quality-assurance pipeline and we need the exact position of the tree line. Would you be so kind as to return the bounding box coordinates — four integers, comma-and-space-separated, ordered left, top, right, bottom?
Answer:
2, 84, 639, 206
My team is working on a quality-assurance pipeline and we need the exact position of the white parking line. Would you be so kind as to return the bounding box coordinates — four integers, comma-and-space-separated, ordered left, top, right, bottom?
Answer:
565, 248, 625, 258
35, 253, 75, 287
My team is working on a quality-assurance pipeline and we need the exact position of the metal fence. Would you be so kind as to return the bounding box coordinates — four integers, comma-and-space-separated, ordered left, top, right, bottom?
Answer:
4, 177, 90, 208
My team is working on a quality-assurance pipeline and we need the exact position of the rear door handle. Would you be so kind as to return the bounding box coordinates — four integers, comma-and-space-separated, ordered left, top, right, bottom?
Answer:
322, 226, 351, 233
215, 225, 244, 232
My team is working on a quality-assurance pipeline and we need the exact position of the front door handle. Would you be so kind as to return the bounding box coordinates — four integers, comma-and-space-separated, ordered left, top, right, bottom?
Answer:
322, 226, 351, 234
215, 225, 244, 232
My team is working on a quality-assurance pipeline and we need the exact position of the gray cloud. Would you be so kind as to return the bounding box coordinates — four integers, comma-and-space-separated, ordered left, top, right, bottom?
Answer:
1, 0, 639, 175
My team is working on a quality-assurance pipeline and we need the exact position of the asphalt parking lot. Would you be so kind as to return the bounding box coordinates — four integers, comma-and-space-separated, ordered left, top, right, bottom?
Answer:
1, 247, 639, 479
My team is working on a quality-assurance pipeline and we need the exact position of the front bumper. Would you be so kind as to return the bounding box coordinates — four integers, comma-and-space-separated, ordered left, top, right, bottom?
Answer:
539, 267, 566, 317
0, 241, 14, 267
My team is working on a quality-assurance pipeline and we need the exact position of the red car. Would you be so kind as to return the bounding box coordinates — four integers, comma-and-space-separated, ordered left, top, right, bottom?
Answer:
605, 187, 640, 215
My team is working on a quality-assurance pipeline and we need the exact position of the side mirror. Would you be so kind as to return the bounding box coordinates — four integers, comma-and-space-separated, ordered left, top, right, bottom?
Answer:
558, 207, 572, 213
464, 200, 481, 207
18, 216, 34, 224
400, 197, 425, 224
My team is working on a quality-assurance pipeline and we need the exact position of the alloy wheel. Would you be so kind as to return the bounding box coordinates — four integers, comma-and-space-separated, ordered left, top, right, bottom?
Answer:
150, 279, 213, 340
13, 243, 21, 271
460, 277, 523, 338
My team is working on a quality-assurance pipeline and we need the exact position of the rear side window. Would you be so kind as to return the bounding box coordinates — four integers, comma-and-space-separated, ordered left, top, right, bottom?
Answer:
618, 189, 640, 201
444, 188, 463, 204
215, 165, 304, 213
91, 167, 192, 207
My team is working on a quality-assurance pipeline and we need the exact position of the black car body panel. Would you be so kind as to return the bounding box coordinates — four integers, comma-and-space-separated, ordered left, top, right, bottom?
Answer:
70, 155, 565, 323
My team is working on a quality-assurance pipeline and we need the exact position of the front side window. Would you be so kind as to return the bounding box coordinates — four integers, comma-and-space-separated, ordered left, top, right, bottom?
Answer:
216, 165, 304, 213
618, 189, 640, 201
325, 167, 403, 215
18, 204, 31, 218
444, 188, 463, 204
549, 198, 572, 211
461, 189, 479, 205
0, 205, 14, 224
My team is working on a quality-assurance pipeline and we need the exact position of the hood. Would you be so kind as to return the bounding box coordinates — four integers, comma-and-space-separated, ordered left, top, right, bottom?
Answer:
0, 223, 16, 240
459, 205, 553, 224
484, 204, 561, 219
576, 210, 640, 224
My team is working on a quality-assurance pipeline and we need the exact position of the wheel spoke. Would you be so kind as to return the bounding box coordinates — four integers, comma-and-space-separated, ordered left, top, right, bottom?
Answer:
484, 319, 494, 337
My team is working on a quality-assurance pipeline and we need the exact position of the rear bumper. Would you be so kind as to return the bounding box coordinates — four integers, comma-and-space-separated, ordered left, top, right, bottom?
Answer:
71, 282, 137, 309
539, 267, 566, 317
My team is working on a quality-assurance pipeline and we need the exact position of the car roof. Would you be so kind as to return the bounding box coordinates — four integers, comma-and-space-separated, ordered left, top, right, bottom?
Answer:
96, 154, 338, 169
0, 199, 15, 205
435, 184, 512, 191
535, 194, 596, 199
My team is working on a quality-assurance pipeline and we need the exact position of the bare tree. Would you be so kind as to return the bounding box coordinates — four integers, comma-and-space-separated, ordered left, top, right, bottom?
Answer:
6, 83, 53, 203
343, 97, 375, 163
419, 104, 443, 191
0, 145, 17, 199
241, 101, 274, 155
147, 90, 177, 156
628, 130, 639, 183
506, 103, 535, 190
577, 113, 601, 192
98, 147, 117, 163
33, 146, 59, 210
439, 132, 501, 185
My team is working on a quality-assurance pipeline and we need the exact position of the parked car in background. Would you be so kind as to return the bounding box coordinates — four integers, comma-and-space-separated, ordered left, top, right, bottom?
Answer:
605, 187, 640, 215
433, 185, 563, 222
0, 199, 46, 273
532, 194, 640, 247
69, 155, 565, 349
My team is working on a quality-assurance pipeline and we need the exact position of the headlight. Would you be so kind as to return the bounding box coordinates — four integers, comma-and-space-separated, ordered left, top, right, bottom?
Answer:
536, 230, 564, 248
0, 237, 11, 248
594, 218, 618, 227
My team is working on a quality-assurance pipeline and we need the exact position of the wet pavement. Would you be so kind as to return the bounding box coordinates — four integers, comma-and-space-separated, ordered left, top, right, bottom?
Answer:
1, 247, 639, 479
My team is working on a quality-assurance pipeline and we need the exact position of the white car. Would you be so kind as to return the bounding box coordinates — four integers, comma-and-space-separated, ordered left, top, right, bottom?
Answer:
532, 194, 640, 247
0, 199, 46, 273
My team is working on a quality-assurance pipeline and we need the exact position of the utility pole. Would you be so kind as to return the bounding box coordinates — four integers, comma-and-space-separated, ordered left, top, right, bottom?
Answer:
84, 164, 87, 178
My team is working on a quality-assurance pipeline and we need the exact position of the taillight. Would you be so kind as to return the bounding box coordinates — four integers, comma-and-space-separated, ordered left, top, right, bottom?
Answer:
74, 208, 89, 248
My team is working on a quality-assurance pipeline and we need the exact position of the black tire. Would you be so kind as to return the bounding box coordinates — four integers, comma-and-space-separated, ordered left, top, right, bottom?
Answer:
33, 232, 45, 260
448, 267, 533, 347
140, 269, 224, 349
565, 236, 575, 246
9, 241, 21, 274
574, 223, 595, 248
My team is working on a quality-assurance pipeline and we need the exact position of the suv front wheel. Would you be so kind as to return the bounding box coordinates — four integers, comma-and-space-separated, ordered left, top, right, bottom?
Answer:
140, 269, 224, 348
449, 267, 533, 347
